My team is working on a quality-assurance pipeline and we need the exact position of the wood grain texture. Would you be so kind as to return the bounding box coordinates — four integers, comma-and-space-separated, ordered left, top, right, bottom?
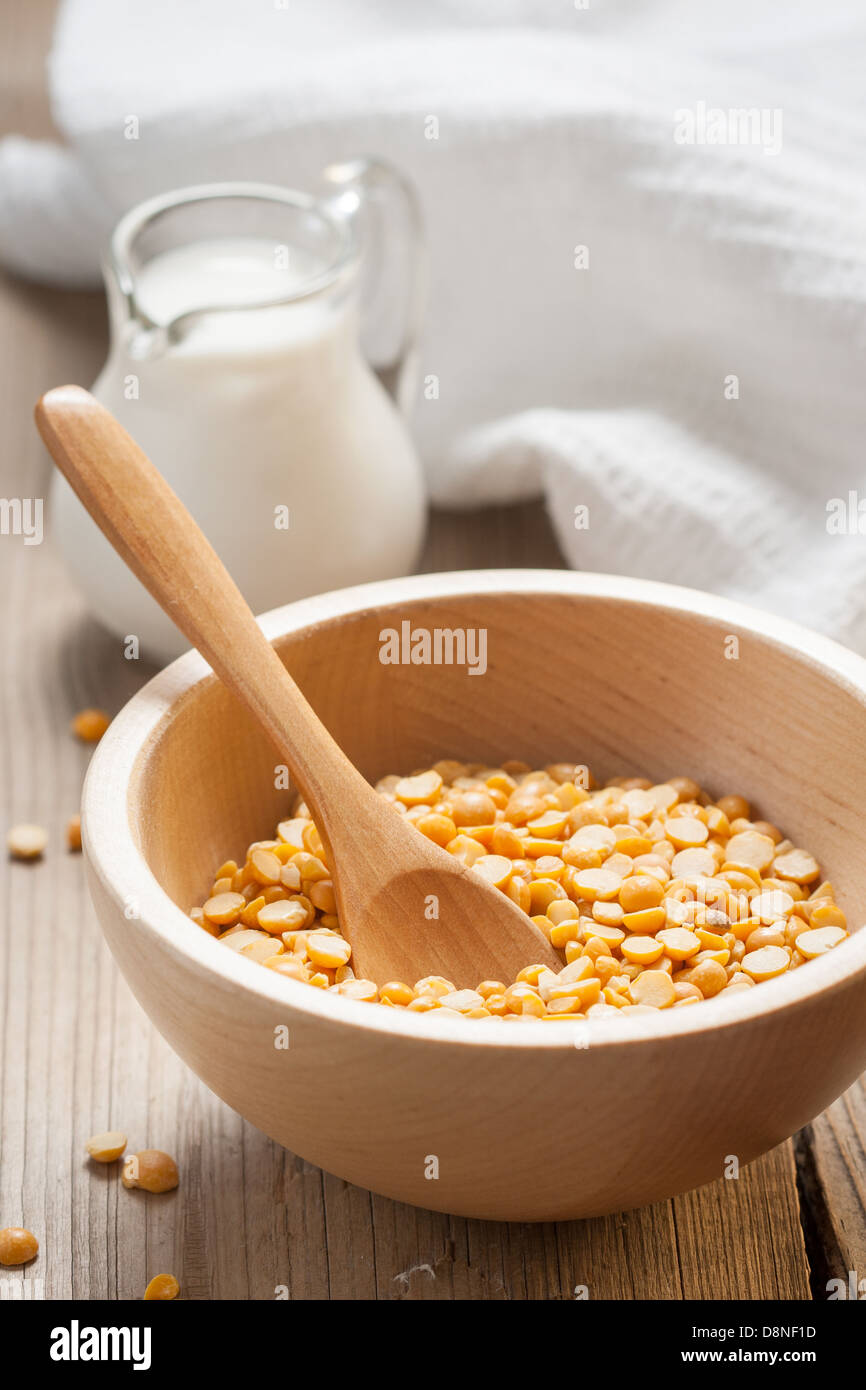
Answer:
0, 0, 853, 1299
799, 1082, 866, 1294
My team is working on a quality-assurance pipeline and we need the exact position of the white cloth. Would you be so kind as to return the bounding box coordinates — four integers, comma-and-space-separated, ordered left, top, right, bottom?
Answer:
4, 0, 866, 644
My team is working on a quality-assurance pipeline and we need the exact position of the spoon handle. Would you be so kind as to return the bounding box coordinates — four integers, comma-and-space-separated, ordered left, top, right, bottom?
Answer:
35, 386, 365, 827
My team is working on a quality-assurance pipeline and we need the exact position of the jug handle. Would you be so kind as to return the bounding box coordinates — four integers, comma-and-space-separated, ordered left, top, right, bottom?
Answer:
322, 158, 426, 416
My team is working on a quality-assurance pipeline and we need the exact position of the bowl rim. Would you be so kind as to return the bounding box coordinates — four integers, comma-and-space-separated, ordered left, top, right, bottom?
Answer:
82, 568, 866, 1051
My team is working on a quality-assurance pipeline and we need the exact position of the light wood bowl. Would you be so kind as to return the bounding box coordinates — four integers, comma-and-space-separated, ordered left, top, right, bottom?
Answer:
83, 570, 866, 1221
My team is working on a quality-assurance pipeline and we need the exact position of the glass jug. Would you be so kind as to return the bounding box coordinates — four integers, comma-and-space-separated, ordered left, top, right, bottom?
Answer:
51, 160, 427, 662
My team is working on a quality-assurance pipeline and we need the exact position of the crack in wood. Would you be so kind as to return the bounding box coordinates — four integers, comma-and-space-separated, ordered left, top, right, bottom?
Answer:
793, 1124, 846, 1300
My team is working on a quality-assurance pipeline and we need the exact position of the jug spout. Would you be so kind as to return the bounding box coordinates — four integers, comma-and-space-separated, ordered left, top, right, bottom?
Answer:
102, 180, 360, 357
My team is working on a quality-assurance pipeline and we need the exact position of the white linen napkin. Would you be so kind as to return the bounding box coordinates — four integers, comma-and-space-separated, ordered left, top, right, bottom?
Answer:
3, 0, 866, 645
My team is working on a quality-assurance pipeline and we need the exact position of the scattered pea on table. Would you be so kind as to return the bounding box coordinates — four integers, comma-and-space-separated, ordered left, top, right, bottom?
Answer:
122, 1150, 179, 1193
71, 708, 111, 743
7, 823, 48, 860
0, 1227, 38, 1266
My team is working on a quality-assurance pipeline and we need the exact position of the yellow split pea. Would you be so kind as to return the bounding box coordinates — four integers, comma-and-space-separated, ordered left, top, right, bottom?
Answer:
71, 707, 111, 743
7, 824, 48, 860
122, 1150, 179, 1193
192, 762, 849, 1022
144, 1273, 180, 1301
0, 1227, 38, 1266
86, 1131, 127, 1163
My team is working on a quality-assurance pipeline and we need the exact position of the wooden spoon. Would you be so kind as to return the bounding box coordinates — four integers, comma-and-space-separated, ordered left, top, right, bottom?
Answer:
35, 386, 560, 987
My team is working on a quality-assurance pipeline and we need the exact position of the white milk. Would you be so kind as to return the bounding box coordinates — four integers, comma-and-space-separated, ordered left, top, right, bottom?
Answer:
134, 238, 321, 320
51, 236, 426, 660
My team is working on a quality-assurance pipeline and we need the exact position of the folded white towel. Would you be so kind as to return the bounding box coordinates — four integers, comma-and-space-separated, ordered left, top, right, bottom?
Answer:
4, 0, 866, 644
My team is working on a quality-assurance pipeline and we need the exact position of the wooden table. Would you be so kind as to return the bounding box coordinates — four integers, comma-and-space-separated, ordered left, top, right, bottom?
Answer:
1, 0, 863, 1301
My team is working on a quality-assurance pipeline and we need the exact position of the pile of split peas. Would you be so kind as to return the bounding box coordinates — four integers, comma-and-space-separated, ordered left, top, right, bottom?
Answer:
193, 761, 851, 1021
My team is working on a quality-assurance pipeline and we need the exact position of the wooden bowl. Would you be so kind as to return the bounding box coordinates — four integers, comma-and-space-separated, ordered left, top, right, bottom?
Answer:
83, 570, 866, 1221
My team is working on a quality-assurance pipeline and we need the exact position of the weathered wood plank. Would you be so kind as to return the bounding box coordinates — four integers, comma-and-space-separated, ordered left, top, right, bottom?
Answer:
673, 1145, 811, 1300
800, 1081, 866, 1295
